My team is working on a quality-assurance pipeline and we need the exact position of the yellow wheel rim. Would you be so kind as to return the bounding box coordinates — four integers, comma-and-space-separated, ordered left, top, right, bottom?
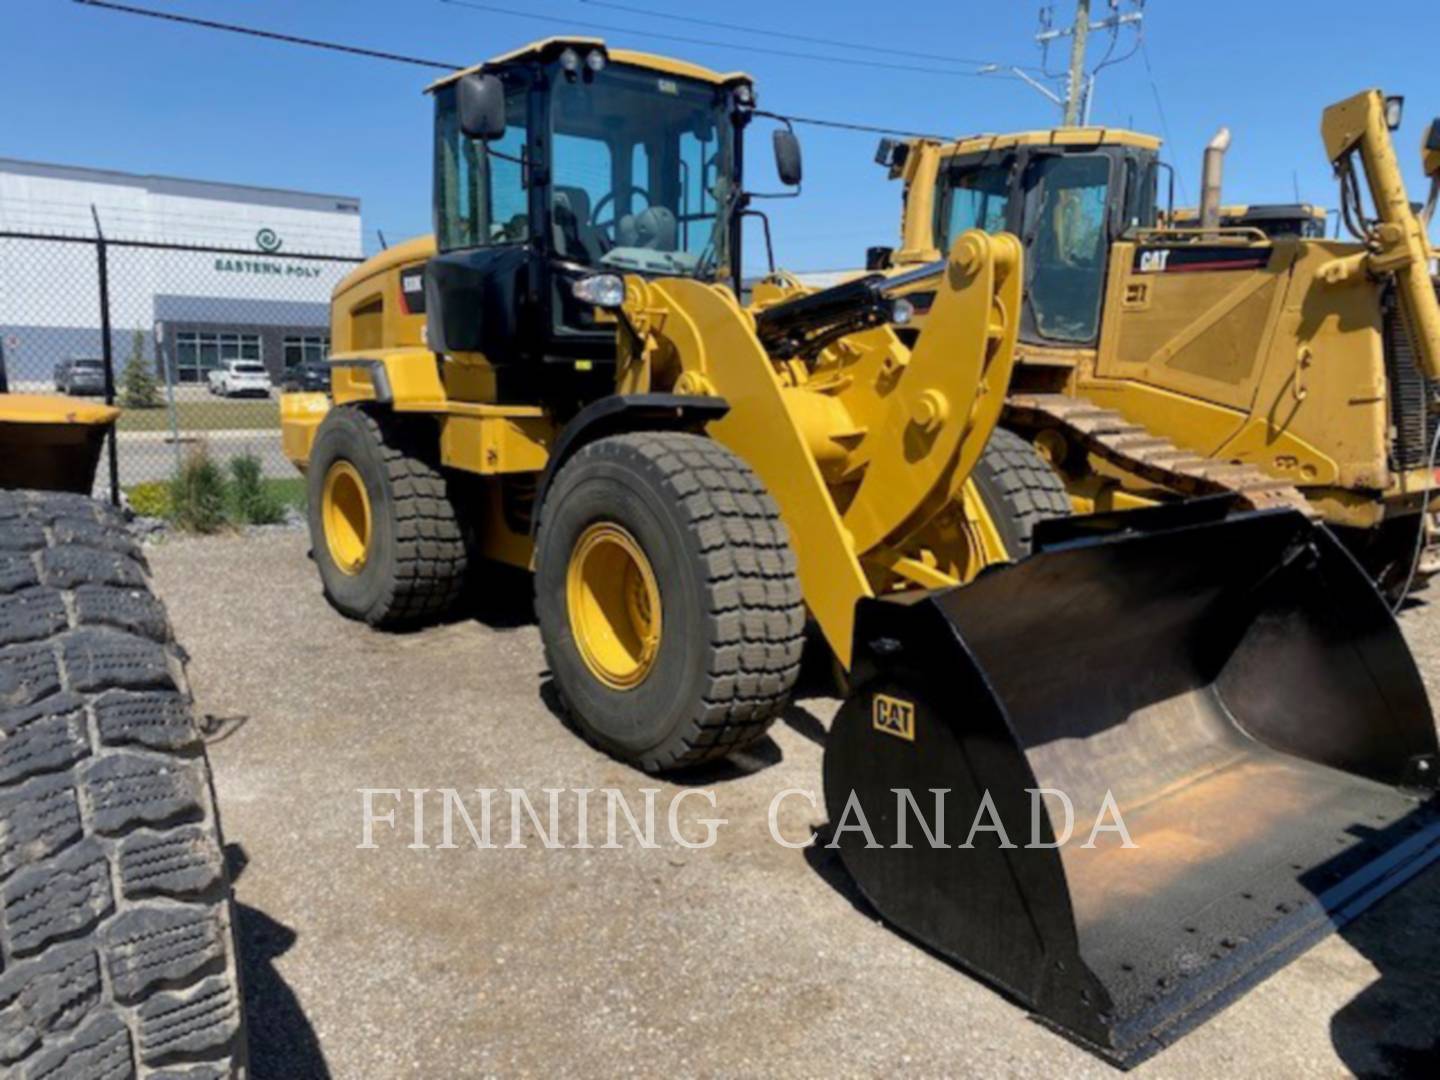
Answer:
566, 522, 663, 690
322, 460, 371, 576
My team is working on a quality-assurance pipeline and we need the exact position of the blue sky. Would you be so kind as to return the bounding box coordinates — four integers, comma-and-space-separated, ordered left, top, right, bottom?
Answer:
5, 0, 1438, 268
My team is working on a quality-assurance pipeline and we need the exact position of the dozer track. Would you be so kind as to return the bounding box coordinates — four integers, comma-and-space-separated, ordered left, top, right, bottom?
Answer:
1006, 393, 1318, 518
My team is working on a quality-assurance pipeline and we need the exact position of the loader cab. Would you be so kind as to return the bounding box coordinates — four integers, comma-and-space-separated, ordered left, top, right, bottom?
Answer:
928, 134, 1160, 347
424, 39, 756, 402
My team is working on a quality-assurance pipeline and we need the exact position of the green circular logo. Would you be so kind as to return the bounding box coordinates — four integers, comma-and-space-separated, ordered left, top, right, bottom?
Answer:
255, 228, 282, 253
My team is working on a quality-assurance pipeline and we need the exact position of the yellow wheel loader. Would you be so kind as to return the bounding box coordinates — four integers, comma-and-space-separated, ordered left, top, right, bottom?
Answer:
872, 92, 1440, 599
280, 39, 1440, 1067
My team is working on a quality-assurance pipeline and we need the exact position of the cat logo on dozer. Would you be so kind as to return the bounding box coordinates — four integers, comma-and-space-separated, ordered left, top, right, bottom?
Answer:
872, 694, 916, 741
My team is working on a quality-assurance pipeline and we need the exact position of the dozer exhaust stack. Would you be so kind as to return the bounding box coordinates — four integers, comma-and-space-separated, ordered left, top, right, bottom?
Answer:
823, 500, 1440, 1067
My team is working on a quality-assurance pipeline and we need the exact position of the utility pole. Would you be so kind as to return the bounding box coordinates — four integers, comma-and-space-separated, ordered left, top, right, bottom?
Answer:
1030, 1, 1145, 125
1063, 0, 1091, 126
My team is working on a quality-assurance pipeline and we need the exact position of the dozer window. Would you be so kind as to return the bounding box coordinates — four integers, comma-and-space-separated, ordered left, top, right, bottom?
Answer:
550, 66, 732, 278
1023, 154, 1111, 344
935, 163, 1011, 252
433, 83, 530, 251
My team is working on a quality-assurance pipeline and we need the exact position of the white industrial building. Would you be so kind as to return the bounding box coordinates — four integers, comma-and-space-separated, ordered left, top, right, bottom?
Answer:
0, 158, 364, 388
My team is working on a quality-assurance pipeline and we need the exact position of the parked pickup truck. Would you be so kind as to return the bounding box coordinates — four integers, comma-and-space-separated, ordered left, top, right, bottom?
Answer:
208, 360, 273, 398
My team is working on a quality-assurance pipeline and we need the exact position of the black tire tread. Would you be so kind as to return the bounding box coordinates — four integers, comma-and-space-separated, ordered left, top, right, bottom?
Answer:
972, 427, 1072, 555
0, 489, 243, 1078
540, 432, 805, 771
324, 407, 467, 628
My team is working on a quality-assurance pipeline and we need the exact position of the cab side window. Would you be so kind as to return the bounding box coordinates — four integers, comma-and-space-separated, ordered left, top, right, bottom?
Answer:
433, 82, 530, 251
935, 163, 1011, 251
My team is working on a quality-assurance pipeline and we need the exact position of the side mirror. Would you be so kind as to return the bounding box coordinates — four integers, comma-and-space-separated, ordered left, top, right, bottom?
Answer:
458, 73, 507, 141
874, 138, 909, 170
773, 129, 803, 187
1424, 118, 1440, 178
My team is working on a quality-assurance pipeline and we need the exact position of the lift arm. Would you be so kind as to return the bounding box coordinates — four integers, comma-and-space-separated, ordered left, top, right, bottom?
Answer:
1322, 89, 1440, 380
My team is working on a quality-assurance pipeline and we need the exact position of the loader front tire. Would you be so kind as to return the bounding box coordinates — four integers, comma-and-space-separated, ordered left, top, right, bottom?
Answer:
970, 427, 1071, 558
307, 405, 466, 628
535, 432, 805, 772
0, 489, 246, 1077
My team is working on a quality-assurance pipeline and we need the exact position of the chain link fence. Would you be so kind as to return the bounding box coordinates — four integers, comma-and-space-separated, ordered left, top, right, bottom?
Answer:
0, 229, 362, 505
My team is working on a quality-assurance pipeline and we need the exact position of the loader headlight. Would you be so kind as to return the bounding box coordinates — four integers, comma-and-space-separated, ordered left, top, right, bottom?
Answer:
1385, 94, 1405, 131
889, 298, 915, 326
734, 83, 754, 106
585, 49, 606, 73
572, 273, 626, 309
560, 48, 582, 75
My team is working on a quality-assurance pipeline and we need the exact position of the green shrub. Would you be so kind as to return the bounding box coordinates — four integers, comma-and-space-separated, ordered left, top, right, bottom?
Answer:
169, 450, 228, 533
227, 454, 285, 525
126, 481, 172, 519
118, 329, 163, 409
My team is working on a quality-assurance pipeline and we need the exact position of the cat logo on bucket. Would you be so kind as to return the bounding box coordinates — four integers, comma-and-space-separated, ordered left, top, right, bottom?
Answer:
872, 694, 916, 741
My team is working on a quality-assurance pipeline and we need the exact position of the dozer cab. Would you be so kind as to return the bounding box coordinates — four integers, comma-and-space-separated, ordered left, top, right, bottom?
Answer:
280, 40, 1440, 1067
873, 92, 1440, 599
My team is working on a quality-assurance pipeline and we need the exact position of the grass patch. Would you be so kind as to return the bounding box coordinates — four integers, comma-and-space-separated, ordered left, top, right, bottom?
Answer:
116, 399, 280, 432
126, 471, 306, 529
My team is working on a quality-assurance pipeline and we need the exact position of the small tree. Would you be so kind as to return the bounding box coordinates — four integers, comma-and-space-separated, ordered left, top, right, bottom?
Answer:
118, 329, 162, 409
169, 448, 228, 533
227, 454, 284, 525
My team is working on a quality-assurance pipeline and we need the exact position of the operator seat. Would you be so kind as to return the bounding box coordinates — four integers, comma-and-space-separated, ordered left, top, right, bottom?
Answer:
552, 186, 606, 263
616, 206, 678, 252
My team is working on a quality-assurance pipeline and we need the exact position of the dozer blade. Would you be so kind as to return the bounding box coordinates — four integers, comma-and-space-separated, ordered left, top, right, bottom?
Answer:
823, 501, 1440, 1068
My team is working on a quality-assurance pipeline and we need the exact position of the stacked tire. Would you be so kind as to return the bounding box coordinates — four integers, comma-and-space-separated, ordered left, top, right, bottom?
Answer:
0, 490, 245, 1079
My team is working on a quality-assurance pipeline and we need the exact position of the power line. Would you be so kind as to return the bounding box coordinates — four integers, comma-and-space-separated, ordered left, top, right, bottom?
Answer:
72, 1, 460, 69
577, 0, 1047, 73
769, 114, 949, 140
1139, 37, 1189, 203
440, 1, 1023, 81
74, 0, 968, 140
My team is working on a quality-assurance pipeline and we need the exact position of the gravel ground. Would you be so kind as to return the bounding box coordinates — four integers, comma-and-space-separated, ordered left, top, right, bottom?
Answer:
149, 530, 1440, 1079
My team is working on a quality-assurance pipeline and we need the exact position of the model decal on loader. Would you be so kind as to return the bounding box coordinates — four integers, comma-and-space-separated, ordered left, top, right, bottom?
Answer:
872, 693, 917, 741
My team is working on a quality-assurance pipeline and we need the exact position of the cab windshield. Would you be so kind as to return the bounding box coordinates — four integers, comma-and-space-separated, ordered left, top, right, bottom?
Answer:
550, 66, 734, 277
432, 64, 735, 279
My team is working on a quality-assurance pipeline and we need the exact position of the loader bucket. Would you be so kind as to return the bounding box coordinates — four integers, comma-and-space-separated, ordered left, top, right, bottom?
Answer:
823, 502, 1440, 1068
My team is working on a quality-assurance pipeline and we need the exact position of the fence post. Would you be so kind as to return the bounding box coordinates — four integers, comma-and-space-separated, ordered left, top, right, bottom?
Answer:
159, 327, 182, 477
91, 207, 120, 506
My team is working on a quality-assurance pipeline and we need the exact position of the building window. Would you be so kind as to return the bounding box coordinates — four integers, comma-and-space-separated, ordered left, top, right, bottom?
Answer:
284, 335, 330, 370
175, 331, 261, 382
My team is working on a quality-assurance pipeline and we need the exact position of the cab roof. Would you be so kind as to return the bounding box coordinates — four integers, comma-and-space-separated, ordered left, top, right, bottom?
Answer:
426, 37, 750, 93
934, 128, 1162, 156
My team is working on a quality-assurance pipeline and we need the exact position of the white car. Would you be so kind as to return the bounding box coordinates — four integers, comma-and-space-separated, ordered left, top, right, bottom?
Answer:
208, 360, 273, 398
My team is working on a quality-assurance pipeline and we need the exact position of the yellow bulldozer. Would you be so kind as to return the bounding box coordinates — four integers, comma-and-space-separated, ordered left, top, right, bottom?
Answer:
280, 39, 1440, 1067
871, 92, 1440, 598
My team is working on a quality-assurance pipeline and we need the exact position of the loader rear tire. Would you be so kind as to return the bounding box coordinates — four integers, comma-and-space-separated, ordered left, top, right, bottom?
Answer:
970, 427, 1071, 558
535, 432, 805, 772
0, 489, 246, 1077
307, 405, 467, 629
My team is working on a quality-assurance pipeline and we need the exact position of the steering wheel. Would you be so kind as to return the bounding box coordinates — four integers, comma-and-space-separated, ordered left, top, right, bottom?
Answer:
591, 186, 653, 240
